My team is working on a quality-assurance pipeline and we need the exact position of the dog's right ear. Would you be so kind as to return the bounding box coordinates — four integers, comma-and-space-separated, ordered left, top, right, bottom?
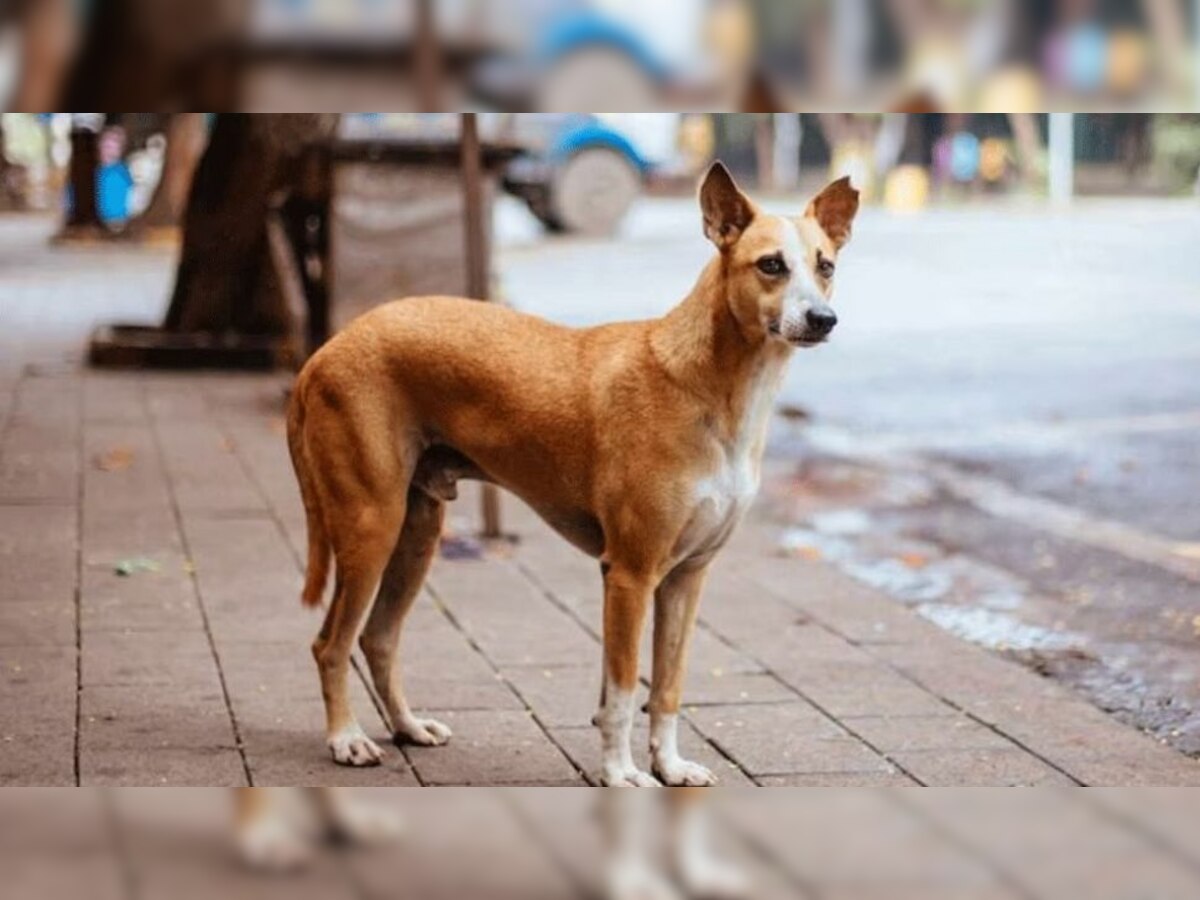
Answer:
700, 161, 756, 250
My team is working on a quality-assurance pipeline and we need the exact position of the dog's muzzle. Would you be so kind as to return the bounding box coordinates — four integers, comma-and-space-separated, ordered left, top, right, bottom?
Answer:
772, 301, 837, 347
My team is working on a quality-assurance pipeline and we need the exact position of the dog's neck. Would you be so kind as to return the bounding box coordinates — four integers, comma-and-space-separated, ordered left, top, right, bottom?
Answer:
650, 256, 791, 447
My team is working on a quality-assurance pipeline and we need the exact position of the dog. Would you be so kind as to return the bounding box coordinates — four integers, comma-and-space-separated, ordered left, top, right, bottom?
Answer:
286, 162, 859, 786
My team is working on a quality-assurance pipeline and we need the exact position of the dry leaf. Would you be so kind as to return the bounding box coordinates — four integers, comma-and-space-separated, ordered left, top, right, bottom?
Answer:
94, 446, 135, 472
790, 545, 823, 562
898, 552, 929, 569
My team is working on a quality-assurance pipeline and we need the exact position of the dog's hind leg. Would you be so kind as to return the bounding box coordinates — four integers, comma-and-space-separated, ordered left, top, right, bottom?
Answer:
358, 486, 453, 748
314, 499, 405, 767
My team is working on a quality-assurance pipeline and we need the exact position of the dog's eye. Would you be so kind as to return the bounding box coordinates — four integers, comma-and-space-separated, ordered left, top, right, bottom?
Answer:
757, 256, 788, 277
817, 255, 836, 279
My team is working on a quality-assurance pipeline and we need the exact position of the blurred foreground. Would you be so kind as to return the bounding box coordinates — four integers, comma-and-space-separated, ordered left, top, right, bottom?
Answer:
7, 787, 1200, 899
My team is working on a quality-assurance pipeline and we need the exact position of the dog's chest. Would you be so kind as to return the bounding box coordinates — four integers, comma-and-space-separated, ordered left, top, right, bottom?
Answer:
673, 452, 760, 563
674, 409, 774, 561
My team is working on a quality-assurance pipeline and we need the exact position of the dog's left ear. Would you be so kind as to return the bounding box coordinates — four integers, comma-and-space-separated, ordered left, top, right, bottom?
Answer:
806, 176, 860, 250
700, 161, 756, 250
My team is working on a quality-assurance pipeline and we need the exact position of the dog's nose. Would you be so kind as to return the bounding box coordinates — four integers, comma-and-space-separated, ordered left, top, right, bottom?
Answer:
806, 307, 838, 335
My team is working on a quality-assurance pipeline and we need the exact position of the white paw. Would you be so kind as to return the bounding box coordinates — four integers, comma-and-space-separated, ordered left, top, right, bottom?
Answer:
654, 757, 717, 787
679, 858, 749, 900
328, 726, 384, 767
394, 716, 453, 747
601, 765, 662, 787
607, 861, 681, 900
238, 818, 310, 872
328, 802, 404, 846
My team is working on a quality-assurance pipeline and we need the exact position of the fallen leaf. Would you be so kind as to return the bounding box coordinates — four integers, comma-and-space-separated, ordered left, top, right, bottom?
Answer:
790, 545, 823, 562
114, 557, 161, 577
94, 446, 135, 472
898, 552, 929, 569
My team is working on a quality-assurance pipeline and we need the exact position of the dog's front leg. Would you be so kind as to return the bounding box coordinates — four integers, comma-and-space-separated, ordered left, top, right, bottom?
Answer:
649, 562, 717, 786
234, 788, 309, 871
598, 564, 659, 786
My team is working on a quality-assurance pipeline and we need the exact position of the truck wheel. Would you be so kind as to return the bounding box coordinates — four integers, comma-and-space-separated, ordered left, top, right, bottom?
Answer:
550, 147, 641, 237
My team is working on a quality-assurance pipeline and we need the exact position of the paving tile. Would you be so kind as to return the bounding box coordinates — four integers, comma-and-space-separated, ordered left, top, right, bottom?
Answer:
0, 504, 77, 606
888, 747, 1076, 786
0, 377, 80, 503
152, 418, 266, 516
841, 714, 1016, 753
405, 709, 583, 785
502, 664, 599, 728
81, 628, 218, 688
688, 702, 894, 778
757, 771, 919, 786
0, 643, 77, 785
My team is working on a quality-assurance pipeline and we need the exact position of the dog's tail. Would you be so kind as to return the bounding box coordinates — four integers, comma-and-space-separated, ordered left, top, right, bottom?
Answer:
287, 383, 331, 608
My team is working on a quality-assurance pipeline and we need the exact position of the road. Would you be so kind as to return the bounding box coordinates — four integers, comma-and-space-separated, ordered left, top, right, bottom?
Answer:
498, 194, 1200, 755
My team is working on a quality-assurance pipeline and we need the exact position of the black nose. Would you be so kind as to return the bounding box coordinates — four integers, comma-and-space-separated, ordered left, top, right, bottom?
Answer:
806, 307, 838, 335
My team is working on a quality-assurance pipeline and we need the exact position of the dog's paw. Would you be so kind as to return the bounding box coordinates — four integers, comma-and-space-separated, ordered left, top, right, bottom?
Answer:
678, 857, 749, 900
653, 757, 717, 787
600, 765, 661, 787
393, 716, 453, 747
607, 863, 681, 900
328, 727, 384, 767
238, 818, 310, 873
328, 801, 404, 846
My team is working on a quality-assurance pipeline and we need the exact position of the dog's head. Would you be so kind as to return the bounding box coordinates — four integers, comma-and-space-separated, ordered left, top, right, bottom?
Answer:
699, 162, 859, 348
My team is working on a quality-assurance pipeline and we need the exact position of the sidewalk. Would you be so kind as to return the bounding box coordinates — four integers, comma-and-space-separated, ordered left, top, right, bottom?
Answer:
2, 366, 1198, 788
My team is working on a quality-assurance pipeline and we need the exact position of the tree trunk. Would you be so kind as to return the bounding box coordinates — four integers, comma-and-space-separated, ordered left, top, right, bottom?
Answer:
60, 127, 104, 235
61, 0, 244, 109
135, 114, 209, 230
0, 128, 23, 211
8, 0, 77, 112
162, 114, 337, 337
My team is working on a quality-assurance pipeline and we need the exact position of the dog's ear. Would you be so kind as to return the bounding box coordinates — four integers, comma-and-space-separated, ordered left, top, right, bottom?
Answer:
806, 176, 860, 250
700, 161, 756, 250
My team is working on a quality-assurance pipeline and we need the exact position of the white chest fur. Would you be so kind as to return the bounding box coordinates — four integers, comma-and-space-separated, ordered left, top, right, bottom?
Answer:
674, 354, 786, 562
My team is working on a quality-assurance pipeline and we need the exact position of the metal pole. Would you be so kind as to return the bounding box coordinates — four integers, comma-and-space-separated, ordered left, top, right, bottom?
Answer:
460, 113, 503, 538
1048, 113, 1075, 207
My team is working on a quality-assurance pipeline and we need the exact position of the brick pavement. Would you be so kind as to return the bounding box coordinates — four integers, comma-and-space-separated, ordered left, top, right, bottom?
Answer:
2, 368, 1199, 789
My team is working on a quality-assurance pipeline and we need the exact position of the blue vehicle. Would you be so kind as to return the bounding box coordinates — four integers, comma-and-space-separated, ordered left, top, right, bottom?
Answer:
502, 114, 652, 236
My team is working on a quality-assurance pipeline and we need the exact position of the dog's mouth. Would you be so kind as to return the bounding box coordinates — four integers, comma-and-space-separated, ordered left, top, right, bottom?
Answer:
767, 321, 827, 348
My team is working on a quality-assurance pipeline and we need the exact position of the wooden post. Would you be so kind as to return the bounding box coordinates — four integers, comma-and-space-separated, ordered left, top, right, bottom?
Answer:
460, 113, 503, 538
414, 0, 441, 112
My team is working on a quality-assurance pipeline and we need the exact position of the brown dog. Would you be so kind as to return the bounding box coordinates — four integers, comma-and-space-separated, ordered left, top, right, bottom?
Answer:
287, 162, 859, 785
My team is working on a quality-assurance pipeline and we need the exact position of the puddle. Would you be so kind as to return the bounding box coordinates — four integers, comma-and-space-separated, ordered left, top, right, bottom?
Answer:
769, 450, 1200, 758
915, 603, 1083, 653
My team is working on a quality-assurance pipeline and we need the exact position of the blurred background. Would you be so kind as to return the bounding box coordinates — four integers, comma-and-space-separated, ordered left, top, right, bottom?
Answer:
1, 0, 1198, 112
